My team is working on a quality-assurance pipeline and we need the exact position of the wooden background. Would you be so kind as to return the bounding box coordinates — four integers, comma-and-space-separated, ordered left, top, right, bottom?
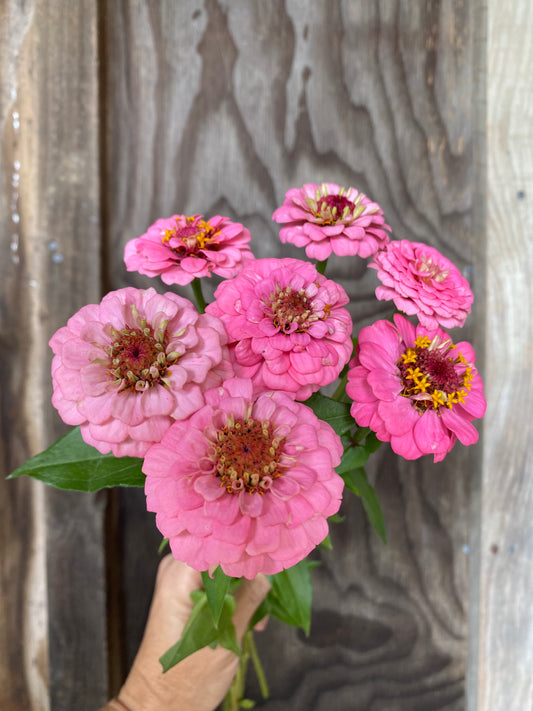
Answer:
1, 1, 531, 710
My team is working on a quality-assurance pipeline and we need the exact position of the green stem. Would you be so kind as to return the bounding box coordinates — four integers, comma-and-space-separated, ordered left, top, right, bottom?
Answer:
316, 258, 328, 275
222, 640, 249, 711
246, 629, 269, 699
332, 370, 348, 401
222, 629, 269, 709
191, 277, 207, 314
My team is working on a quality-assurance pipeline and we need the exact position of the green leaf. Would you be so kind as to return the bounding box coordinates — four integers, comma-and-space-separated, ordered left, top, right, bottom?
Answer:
319, 534, 332, 550
266, 558, 317, 635
364, 431, 381, 453
201, 566, 233, 628
160, 591, 240, 672
303, 392, 354, 436
353, 426, 371, 443
158, 538, 169, 555
8, 426, 145, 492
336, 444, 369, 473
341, 467, 387, 544
239, 700, 256, 709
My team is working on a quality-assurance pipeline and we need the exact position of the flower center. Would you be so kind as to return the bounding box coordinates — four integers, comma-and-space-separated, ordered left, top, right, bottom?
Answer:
162, 216, 215, 253
106, 325, 179, 392
213, 418, 286, 495
415, 254, 450, 284
305, 184, 370, 225
398, 334, 474, 411
265, 285, 324, 334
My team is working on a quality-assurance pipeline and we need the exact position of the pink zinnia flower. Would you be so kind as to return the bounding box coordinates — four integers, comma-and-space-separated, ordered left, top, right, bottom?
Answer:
369, 240, 474, 330
124, 213, 254, 286
143, 377, 344, 579
272, 182, 390, 261
346, 314, 486, 463
205, 258, 353, 400
49, 287, 233, 457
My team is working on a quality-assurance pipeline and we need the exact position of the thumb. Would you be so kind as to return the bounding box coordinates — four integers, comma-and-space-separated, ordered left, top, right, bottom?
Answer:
232, 574, 270, 640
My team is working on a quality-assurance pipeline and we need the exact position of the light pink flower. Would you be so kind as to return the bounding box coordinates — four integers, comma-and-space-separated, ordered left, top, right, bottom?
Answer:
205, 258, 353, 400
369, 240, 474, 329
272, 182, 390, 261
124, 214, 254, 286
49, 287, 233, 457
143, 377, 344, 579
346, 314, 486, 463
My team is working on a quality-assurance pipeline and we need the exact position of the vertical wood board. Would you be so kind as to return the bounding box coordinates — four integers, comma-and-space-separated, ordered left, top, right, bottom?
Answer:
475, 0, 533, 709
1, 1, 108, 710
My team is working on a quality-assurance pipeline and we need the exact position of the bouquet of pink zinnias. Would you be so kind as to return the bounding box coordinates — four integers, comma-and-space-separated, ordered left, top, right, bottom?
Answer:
11, 182, 485, 708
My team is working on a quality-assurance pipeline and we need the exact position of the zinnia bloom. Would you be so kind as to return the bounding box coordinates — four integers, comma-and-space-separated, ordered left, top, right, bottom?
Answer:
272, 182, 390, 260
124, 213, 254, 286
346, 314, 486, 462
205, 258, 353, 400
49, 287, 232, 457
369, 240, 474, 329
143, 377, 344, 578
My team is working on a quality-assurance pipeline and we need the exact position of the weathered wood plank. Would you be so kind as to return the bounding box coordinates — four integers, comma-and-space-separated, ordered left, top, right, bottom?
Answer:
102, 1, 482, 708
472, 1, 533, 709
1, 1, 108, 710
1, 3, 49, 709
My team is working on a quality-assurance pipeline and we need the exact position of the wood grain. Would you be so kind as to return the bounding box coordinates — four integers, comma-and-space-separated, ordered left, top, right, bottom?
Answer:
473, 1, 533, 709
1, 1, 108, 710
101, 2, 482, 708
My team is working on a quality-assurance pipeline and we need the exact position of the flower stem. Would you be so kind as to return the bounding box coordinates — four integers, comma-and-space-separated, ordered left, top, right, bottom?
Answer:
246, 629, 269, 699
223, 638, 249, 711
222, 629, 268, 710
191, 277, 207, 314
316, 258, 328, 275
332, 370, 348, 401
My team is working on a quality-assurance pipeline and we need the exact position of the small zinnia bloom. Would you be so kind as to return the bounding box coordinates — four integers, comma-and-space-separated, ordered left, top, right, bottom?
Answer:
205, 258, 354, 401
124, 213, 254, 286
143, 377, 344, 579
346, 314, 486, 462
49, 287, 233, 457
369, 240, 474, 330
272, 182, 390, 261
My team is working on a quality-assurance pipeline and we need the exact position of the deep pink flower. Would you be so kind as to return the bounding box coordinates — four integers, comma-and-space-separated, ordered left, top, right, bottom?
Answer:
272, 182, 390, 261
49, 287, 233, 457
369, 240, 474, 329
124, 214, 254, 286
346, 314, 486, 463
143, 378, 344, 578
205, 258, 353, 400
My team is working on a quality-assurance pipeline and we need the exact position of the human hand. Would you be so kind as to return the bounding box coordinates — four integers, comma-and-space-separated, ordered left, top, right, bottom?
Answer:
102, 555, 270, 711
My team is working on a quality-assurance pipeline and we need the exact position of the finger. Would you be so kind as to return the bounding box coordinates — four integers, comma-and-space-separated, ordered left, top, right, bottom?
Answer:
253, 615, 269, 633
144, 556, 203, 638
155, 555, 202, 600
232, 574, 271, 640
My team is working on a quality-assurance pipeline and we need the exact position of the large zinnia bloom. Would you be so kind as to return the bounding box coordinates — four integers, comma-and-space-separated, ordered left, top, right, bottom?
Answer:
205, 258, 353, 400
50, 287, 232, 457
346, 314, 486, 462
272, 182, 390, 260
143, 378, 344, 578
369, 240, 473, 329
124, 213, 254, 286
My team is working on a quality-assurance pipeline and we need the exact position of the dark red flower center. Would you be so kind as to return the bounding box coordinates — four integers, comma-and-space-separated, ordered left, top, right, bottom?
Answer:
107, 326, 179, 391
213, 418, 286, 495
397, 335, 473, 411
416, 349, 460, 392
321, 194, 355, 214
